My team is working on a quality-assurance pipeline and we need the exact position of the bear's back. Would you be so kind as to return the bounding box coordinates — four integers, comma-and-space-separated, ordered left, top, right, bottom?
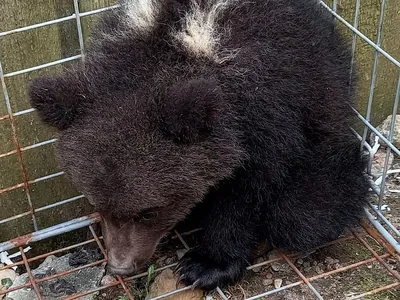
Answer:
82, 0, 355, 163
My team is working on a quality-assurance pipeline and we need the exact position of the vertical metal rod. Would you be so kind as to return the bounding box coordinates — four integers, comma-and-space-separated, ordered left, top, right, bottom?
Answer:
332, 0, 338, 26
378, 73, 400, 208
353, 230, 400, 280
365, 208, 400, 254
361, 0, 387, 148
349, 0, 361, 92
216, 287, 229, 300
279, 251, 324, 300
0, 59, 38, 231
20, 247, 43, 300
73, 0, 85, 57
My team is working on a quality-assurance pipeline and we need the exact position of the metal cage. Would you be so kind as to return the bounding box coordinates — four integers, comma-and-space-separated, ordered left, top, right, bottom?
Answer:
0, 1, 399, 299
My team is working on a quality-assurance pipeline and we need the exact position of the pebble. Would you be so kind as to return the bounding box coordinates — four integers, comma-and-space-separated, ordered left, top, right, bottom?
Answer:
0, 268, 16, 283
333, 263, 341, 270
206, 296, 214, 300
324, 257, 339, 265
315, 266, 324, 274
147, 269, 203, 300
262, 279, 273, 286
274, 279, 283, 289
0, 268, 17, 299
252, 257, 265, 273
176, 249, 188, 260
267, 251, 282, 272
165, 257, 176, 265
265, 273, 273, 279
271, 262, 281, 272
296, 258, 304, 265
100, 275, 117, 286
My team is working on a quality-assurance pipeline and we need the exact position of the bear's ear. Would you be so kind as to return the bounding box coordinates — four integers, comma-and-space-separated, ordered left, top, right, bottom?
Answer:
158, 78, 223, 144
28, 73, 88, 130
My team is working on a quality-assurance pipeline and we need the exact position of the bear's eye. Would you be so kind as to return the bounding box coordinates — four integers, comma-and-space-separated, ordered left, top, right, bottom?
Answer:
138, 210, 159, 221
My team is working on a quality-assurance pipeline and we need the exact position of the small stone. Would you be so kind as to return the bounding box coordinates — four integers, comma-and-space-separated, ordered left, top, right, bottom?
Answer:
274, 279, 283, 289
101, 275, 116, 286
165, 257, 176, 265
206, 296, 214, 300
296, 258, 304, 265
0, 268, 16, 284
252, 257, 265, 273
262, 279, 273, 286
265, 273, 273, 279
267, 251, 282, 272
147, 269, 203, 300
324, 257, 339, 265
271, 262, 281, 272
315, 266, 324, 274
303, 261, 310, 268
176, 249, 188, 260
333, 263, 341, 270
0, 268, 16, 300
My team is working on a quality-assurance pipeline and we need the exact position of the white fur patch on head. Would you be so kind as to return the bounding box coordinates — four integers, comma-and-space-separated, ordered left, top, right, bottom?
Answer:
124, 0, 159, 32
174, 0, 239, 63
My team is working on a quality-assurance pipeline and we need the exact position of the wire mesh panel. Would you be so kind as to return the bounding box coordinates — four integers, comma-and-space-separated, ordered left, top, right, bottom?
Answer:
0, 1, 399, 299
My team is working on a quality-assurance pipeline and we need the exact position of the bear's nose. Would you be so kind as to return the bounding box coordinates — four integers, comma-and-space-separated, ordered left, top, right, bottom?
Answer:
107, 263, 135, 276
107, 252, 137, 276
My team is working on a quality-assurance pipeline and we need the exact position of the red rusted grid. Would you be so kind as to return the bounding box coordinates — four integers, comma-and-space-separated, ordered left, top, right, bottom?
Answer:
0, 1, 120, 235
0, 219, 398, 300
0, 65, 38, 233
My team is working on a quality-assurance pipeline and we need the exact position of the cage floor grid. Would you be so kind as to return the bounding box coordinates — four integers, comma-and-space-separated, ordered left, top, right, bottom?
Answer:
0, 216, 399, 300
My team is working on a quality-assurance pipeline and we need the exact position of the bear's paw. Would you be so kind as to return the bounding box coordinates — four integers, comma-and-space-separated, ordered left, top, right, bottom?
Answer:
175, 248, 247, 290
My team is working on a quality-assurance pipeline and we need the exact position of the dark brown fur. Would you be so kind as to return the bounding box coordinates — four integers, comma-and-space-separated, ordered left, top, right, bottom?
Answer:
29, 0, 369, 290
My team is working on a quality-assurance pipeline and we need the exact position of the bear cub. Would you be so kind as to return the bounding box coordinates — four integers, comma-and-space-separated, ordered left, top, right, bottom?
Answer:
29, 0, 369, 290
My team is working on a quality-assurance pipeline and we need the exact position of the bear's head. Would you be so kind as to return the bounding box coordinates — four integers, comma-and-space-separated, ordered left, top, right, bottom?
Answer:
28, 68, 243, 275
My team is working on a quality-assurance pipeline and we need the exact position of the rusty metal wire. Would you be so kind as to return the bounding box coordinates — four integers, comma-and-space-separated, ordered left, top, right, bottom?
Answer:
0, 221, 399, 299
